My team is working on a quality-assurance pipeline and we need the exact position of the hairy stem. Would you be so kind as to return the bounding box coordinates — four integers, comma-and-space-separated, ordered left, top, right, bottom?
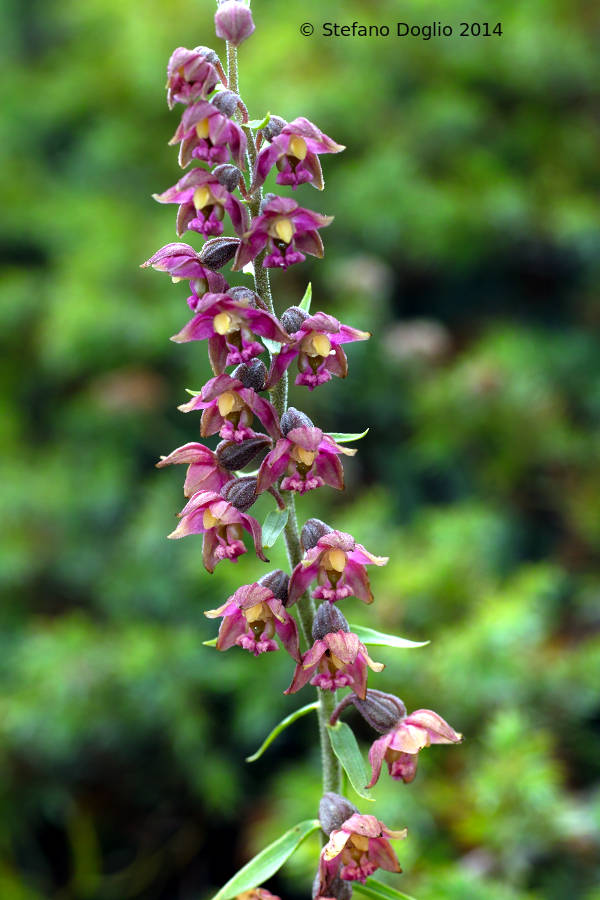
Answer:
226, 39, 341, 797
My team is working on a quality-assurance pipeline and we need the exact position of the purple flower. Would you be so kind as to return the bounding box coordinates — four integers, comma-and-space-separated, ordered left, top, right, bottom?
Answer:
253, 117, 345, 191
178, 373, 281, 443
319, 813, 406, 885
288, 531, 388, 606
141, 242, 229, 296
367, 709, 462, 787
170, 100, 247, 168
268, 309, 370, 391
166, 46, 223, 109
156, 442, 233, 497
286, 631, 383, 697
256, 427, 355, 495
153, 169, 248, 238
171, 292, 290, 372
168, 490, 266, 572
234, 196, 333, 271
214, 0, 255, 47
205, 582, 300, 659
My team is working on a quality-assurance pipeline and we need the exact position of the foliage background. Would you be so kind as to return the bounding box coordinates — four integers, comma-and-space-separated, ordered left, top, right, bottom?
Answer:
1, 0, 599, 897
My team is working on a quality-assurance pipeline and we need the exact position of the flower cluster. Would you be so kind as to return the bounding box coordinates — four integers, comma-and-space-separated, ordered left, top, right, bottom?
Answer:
145, 4, 461, 898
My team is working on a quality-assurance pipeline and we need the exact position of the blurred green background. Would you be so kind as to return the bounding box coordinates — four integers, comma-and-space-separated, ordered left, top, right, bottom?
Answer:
1, 0, 599, 897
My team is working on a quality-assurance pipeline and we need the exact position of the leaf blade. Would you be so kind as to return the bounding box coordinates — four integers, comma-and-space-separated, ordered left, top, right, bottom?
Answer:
246, 701, 319, 763
327, 721, 373, 801
354, 878, 417, 900
299, 282, 312, 312
262, 508, 289, 549
326, 428, 369, 443
350, 625, 429, 649
211, 819, 321, 900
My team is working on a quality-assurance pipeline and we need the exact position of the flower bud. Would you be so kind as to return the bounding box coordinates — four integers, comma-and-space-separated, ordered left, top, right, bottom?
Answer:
227, 285, 267, 310
212, 163, 242, 193
312, 870, 353, 900
214, 0, 255, 47
280, 406, 313, 435
312, 603, 350, 641
301, 518, 333, 552
220, 476, 258, 512
318, 792, 357, 837
199, 236, 240, 270
194, 45, 221, 66
232, 358, 267, 392
281, 305, 309, 335
349, 689, 407, 734
261, 115, 287, 142
216, 435, 271, 471
211, 89, 241, 118
259, 569, 290, 604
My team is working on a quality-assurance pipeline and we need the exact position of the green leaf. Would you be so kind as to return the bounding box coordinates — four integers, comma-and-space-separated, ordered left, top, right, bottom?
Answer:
247, 112, 271, 129
184, 387, 201, 396
246, 701, 319, 762
350, 625, 429, 649
211, 819, 321, 900
262, 336, 282, 356
326, 721, 373, 801
354, 878, 417, 900
327, 428, 369, 443
202, 638, 217, 647
299, 282, 312, 312
262, 508, 289, 549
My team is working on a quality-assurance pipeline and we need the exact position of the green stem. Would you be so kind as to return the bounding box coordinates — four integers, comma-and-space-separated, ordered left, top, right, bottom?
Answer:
226, 39, 342, 798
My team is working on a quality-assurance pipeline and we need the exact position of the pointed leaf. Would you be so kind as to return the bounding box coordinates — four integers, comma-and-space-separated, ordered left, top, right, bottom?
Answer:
299, 282, 312, 313
350, 625, 429, 650
262, 336, 282, 355
326, 428, 369, 443
262, 508, 289, 549
354, 878, 417, 900
185, 387, 201, 396
203, 638, 218, 647
246, 701, 319, 762
326, 721, 373, 801
211, 819, 321, 900
248, 112, 271, 129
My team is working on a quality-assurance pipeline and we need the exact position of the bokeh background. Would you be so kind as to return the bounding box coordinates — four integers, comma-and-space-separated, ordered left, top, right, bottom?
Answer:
2, 0, 600, 897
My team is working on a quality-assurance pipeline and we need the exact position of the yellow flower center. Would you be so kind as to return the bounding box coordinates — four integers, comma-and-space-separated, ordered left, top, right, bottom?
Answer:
213, 311, 241, 335
217, 390, 244, 417
323, 548, 347, 572
351, 834, 370, 853
289, 135, 307, 160
193, 185, 213, 210
292, 446, 316, 467
203, 509, 219, 529
273, 217, 295, 244
195, 118, 211, 139
301, 331, 332, 358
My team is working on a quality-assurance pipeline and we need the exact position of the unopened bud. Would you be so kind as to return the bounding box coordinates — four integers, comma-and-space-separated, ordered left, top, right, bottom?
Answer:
318, 793, 357, 837
301, 518, 333, 552
199, 236, 240, 270
214, 0, 255, 47
232, 359, 267, 392
349, 689, 407, 734
227, 285, 267, 310
312, 603, 350, 641
281, 305, 309, 335
259, 569, 290, 604
260, 192, 278, 213
261, 115, 287, 142
194, 45, 221, 66
211, 89, 241, 118
280, 406, 313, 435
216, 435, 271, 471
220, 476, 258, 512
212, 163, 242, 193
312, 870, 353, 900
